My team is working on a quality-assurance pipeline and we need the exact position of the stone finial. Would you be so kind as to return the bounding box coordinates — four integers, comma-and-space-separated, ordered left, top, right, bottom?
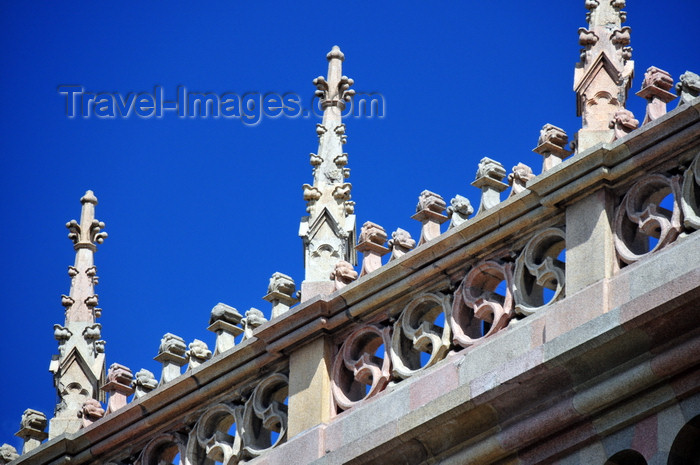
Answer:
313, 46, 355, 111
154, 333, 188, 386
242, 308, 267, 340
101, 363, 134, 414
79, 398, 105, 428
207, 303, 244, 355
187, 340, 212, 370
508, 163, 535, 197
15, 409, 48, 454
0, 444, 19, 464
472, 157, 508, 215
66, 190, 108, 251
675, 71, 700, 107
533, 124, 572, 172
330, 260, 358, 290
610, 109, 639, 140
263, 273, 299, 319
388, 228, 416, 261
636, 66, 676, 124
411, 190, 448, 245
132, 369, 158, 398
356, 222, 390, 277
447, 195, 474, 229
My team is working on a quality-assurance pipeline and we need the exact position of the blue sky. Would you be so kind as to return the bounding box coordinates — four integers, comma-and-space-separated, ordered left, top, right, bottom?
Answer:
1, 0, 699, 448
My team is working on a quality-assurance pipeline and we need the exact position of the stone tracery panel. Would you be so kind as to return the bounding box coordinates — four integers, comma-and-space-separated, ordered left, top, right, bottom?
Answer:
390, 293, 451, 380
133, 372, 288, 465
331, 324, 392, 411
513, 227, 566, 315
451, 260, 514, 348
614, 173, 683, 264
681, 151, 700, 230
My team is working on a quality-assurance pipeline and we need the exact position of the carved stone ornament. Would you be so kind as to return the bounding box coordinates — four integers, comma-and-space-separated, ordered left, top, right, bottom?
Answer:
609, 109, 639, 140
242, 308, 267, 340
79, 398, 105, 428
0, 444, 19, 464
681, 151, 700, 230
187, 372, 288, 465
103, 363, 135, 414
331, 325, 392, 410
513, 228, 566, 315
208, 303, 244, 355
675, 70, 700, 106
187, 339, 212, 370
472, 157, 508, 215
390, 292, 451, 379
356, 221, 389, 277
636, 66, 677, 125
451, 261, 514, 348
412, 190, 448, 245
447, 195, 474, 229
133, 368, 158, 398
614, 174, 683, 264
388, 228, 416, 261
15, 409, 48, 454
155, 333, 188, 386
330, 260, 358, 290
508, 163, 535, 198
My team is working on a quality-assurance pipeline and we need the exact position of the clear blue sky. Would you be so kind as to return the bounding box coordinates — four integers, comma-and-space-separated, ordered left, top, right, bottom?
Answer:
1, 0, 699, 448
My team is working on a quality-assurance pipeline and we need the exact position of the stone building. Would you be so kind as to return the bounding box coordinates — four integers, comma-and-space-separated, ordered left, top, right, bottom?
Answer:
3, 2, 700, 464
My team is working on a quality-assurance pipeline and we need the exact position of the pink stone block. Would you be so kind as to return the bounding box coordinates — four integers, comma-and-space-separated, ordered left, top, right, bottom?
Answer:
409, 362, 458, 410
631, 413, 658, 460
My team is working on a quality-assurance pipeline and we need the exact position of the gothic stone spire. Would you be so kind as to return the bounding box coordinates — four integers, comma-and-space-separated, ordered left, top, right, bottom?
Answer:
48, 191, 108, 438
574, 0, 634, 152
299, 46, 357, 300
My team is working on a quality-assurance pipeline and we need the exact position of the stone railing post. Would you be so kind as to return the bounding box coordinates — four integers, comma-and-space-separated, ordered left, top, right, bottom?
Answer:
207, 303, 243, 355
636, 66, 676, 124
388, 228, 416, 260
533, 124, 572, 172
472, 158, 508, 214
79, 399, 105, 428
356, 221, 389, 276
102, 363, 134, 414
412, 190, 448, 245
565, 188, 617, 299
263, 273, 299, 319
15, 409, 48, 454
154, 333, 188, 386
